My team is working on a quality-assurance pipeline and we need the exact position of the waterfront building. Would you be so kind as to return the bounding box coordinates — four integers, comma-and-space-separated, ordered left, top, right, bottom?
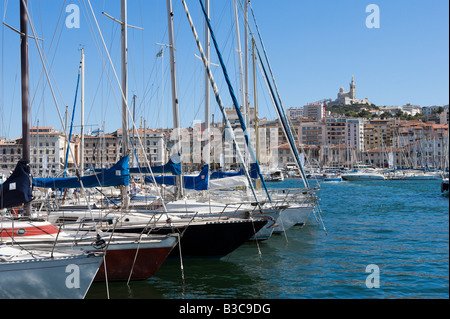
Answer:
346, 118, 365, 153
364, 119, 393, 151
0, 127, 76, 176
298, 121, 326, 146
0, 138, 22, 172
396, 121, 449, 168
83, 133, 119, 170
117, 128, 167, 167
277, 143, 320, 168
325, 118, 347, 146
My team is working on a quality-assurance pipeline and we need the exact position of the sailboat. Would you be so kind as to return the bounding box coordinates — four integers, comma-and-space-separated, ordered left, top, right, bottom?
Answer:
0, 244, 102, 299
214, 0, 323, 232
0, 1, 103, 298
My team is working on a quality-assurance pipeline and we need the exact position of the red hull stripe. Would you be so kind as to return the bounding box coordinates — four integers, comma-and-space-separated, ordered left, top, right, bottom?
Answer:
0, 224, 60, 238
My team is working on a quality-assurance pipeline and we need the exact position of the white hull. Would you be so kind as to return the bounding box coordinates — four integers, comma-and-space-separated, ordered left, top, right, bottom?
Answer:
272, 204, 314, 234
162, 199, 280, 241
398, 174, 441, 180
0, 246, 102, 299
342, 174, 385, 181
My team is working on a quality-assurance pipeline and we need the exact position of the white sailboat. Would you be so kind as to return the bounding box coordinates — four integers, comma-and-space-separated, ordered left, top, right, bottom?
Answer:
0, 0, 103, 299
0, 244, 103, 299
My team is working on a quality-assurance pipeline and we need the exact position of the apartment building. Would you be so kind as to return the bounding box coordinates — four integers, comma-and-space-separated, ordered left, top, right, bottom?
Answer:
364, 119, 393, 151
325, 118, 347, 146
83, 133, 119, 170
298, 121, 326, 146
116, 128, 167, 167
0, 127, 76, 176
277, 143, 320, 167
346, 119, 365, 152
0, 138, 22, 172
287, 107, 303, 120
303, 103, 324, 121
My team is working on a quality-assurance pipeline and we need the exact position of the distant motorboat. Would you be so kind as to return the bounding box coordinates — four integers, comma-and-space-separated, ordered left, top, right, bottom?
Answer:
341, 169, 385, 181
264, 169, 284, 182
323, 173, 342, 182
397, 170, 442, 180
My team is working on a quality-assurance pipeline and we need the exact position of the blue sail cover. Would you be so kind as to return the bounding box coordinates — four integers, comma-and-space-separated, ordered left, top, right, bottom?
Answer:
211, 163, 259, 179
129, 158, 181, 175
145, 165, 209, 191
0, 160, 33, 209
33, 156, 130, 189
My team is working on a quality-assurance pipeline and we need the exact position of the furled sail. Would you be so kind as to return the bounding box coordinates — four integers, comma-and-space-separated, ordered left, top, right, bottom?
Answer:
211, 163, 259, 179
145, 164, 209, 191
0, 160, 33, 209
33, 156, 129, 189
129, 157, 181, 175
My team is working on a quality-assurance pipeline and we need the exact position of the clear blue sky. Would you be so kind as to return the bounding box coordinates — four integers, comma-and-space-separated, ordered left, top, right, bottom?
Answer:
1, 0, 448, 140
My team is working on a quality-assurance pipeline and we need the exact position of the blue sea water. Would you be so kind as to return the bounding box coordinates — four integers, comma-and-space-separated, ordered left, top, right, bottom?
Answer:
86, 179, 449, 299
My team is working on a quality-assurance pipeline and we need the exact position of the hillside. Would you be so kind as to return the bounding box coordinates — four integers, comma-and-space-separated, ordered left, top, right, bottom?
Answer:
327, 103, 379, 116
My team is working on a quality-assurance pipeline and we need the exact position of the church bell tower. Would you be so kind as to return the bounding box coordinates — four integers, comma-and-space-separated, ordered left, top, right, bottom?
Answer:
350, 75, 356, 99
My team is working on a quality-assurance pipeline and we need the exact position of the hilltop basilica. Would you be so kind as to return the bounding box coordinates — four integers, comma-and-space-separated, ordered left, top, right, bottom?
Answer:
329, 75, 370, 107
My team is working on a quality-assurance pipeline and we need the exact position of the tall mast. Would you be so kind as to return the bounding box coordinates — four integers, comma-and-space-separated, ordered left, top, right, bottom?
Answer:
167, 0, 183, 198
20, 0, 31, 216
121, 0, 128, 156
233, 0, 247, 165
80, 48, 85, 176
121, 0, 129, 208
252, 38, 260, 189
244, 0, 249, 131
204, 0, 210, 168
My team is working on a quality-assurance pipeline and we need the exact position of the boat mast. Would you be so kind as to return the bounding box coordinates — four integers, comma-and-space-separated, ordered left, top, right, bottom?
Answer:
20, 0, 31, 216
166, 0, 183, 199
233, 0, 247, 164
121, 0, 130, 208
244, 0, 249, 141
80, 48, 85, 176
204, 0, 210, 169
252, 37, 261, 190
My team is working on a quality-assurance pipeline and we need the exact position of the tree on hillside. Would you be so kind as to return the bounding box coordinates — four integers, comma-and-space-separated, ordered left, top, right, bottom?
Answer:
358, 109, 373, 119
380, 112, 392, 119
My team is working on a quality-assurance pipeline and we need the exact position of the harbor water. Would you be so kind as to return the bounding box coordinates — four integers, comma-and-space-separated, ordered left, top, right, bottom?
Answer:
86, 179, 449, 299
